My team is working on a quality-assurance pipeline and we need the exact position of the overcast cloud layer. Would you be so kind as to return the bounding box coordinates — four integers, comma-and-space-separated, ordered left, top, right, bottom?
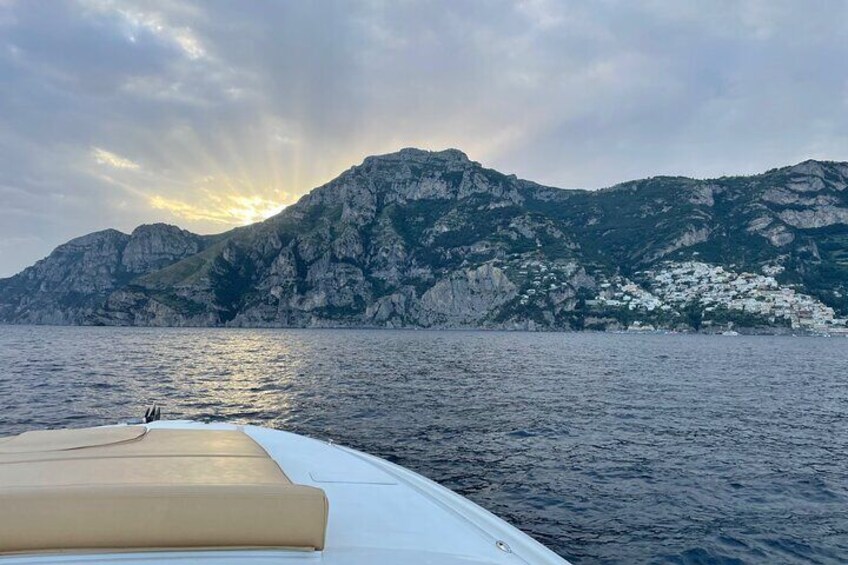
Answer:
1, 0, 847, 276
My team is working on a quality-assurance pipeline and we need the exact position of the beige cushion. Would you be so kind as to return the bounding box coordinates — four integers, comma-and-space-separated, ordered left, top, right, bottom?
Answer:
0, 427, 328, 553
0, 429, 277, 464
0, 426, 145, 453
0, 455, 290, 486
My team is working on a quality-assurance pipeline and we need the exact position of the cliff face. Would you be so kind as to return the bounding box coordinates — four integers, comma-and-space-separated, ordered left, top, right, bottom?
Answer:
2, 149, 848, 329
121, 224, 206, 274
0, 224, 211, 324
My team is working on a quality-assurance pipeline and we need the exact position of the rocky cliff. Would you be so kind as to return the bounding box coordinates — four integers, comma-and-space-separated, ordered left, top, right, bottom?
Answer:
0, 224, 213, 324
1, 149, 847, 330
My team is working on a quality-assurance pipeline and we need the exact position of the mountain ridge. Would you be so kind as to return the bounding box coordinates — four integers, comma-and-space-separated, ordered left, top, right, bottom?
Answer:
2, 148, 848, 331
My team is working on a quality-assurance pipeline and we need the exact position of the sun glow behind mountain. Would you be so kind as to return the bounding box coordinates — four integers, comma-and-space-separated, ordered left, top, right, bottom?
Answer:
149, 194, 286, 225
87, 143, 299, 228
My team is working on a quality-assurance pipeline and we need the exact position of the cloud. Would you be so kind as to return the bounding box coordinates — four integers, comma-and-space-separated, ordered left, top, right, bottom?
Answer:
78, 0, 207, 60
92, 147, 140, 170
0, 0, 847, 276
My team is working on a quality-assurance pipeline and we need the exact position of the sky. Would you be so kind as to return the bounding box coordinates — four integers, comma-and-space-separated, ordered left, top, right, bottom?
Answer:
1, 0, 847, 276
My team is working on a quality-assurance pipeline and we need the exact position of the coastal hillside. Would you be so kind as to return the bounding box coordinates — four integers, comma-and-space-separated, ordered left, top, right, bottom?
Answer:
2, 148, 847, 332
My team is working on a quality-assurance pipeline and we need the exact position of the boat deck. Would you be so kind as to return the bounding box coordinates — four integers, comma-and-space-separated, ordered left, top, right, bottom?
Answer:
0, 421, 569, 565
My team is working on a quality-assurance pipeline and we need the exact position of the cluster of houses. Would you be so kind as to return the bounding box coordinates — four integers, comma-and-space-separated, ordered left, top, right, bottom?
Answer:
594, 279, 665, 312
514, 260, 577, 306
595, 261, 848, 333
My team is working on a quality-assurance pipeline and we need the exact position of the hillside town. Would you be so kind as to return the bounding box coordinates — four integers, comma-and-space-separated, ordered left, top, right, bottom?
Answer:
594, 261, 848, 334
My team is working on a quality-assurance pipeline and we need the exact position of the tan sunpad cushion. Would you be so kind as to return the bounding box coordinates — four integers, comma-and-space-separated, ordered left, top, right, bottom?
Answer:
0, 427, 328, 553
0, 426, 145, 453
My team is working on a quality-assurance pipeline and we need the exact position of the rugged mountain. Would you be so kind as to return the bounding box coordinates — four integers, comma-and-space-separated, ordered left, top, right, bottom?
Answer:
0, 224, 217, 324
1, 148, 847, 330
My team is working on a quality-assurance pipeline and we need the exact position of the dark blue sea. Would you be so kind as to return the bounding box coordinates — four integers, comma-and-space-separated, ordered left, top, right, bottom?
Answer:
0, 326, 846, 564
